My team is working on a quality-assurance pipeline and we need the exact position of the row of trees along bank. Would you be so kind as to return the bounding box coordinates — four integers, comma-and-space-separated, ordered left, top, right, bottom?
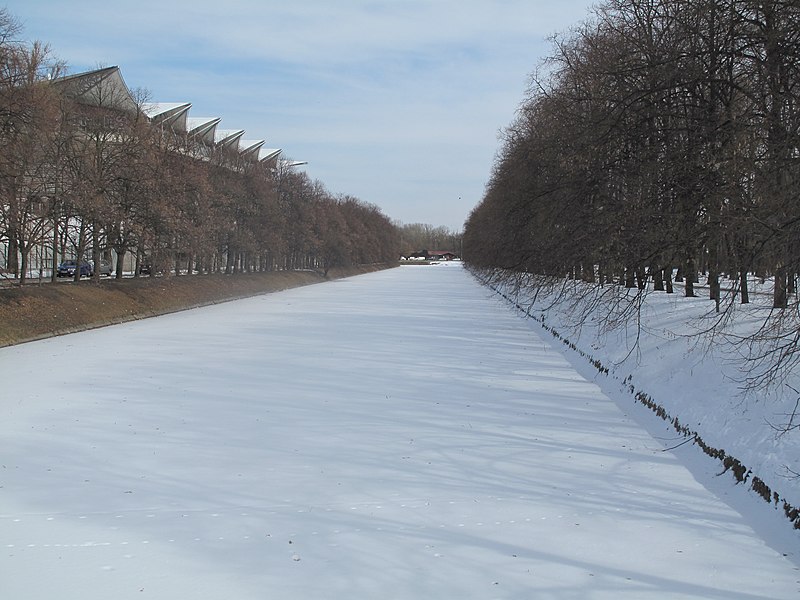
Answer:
463, 0, 800, 389
398, 223, 463, 258
0, 9, 399, 285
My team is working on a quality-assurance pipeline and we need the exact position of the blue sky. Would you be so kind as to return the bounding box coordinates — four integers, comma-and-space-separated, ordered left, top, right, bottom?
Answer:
9, 1, 597, 230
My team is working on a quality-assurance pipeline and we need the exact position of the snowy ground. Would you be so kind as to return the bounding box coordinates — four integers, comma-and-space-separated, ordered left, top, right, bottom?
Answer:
489, 268, 800, 513
1, 263, 798, 599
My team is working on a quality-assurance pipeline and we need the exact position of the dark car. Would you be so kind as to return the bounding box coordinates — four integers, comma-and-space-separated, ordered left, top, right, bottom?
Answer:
57, 260, 92, 278
138, 259, 153, 275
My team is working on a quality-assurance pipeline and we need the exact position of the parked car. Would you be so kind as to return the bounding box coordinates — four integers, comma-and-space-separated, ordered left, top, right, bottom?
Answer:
96, 260, 113, 277
138, 259, 153, 275
56, 260, 92, 278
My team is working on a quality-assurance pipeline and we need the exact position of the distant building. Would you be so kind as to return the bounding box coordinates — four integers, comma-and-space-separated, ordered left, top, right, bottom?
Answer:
427, 250, 459, 261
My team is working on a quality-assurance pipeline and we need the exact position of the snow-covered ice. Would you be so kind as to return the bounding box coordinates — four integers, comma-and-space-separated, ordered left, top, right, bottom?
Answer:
1, 263, 798, 598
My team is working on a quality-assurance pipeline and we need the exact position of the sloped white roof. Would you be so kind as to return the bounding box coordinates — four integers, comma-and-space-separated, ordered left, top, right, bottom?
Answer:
239, 139, 264, 151
54, 67, 298, 163
143, 102, 192, 131
239, 139, 265, 160
214, 128, 245, 148
258, 148, 282, 162
53, 66, 138, 113
186, 117, 221, 144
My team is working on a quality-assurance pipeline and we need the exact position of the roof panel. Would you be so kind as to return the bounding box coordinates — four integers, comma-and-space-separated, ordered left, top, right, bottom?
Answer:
214, 128, 245, 148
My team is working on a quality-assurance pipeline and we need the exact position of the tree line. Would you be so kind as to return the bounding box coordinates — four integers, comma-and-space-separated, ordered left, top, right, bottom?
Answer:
463, 0, 800, 388
0, 9, 399, 285
398, 222, 462, 257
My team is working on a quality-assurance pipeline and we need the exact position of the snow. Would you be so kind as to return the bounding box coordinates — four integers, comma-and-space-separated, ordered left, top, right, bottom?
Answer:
1, 263, 798, 599
490, 270, 800, 513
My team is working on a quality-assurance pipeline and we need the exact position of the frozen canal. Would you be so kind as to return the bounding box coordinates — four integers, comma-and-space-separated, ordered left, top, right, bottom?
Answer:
1, 263, 798, 599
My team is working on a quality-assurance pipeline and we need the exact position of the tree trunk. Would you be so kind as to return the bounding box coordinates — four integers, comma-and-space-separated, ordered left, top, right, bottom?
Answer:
774, 262, 788, 309
73, 220, 88, 283
50, 209, 59, 283
18, 242, 28, 286
636, 269, 647, 290
225, 246, 235, 274
708, 238, 720, 308
134, 250, 142, 278
709, 269, 720, 312
652, 267, 664, 291
91, 224, 101, 282
115, 249, 126, 279
684, 257, 696, 297
624, 266, 636, 289
7, 235, 19, 276
740, 267, 749, 304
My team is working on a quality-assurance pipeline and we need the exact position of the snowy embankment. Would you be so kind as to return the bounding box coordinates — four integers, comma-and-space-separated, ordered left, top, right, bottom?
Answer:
480, 268, 800, 525
0, 263, 798, 599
